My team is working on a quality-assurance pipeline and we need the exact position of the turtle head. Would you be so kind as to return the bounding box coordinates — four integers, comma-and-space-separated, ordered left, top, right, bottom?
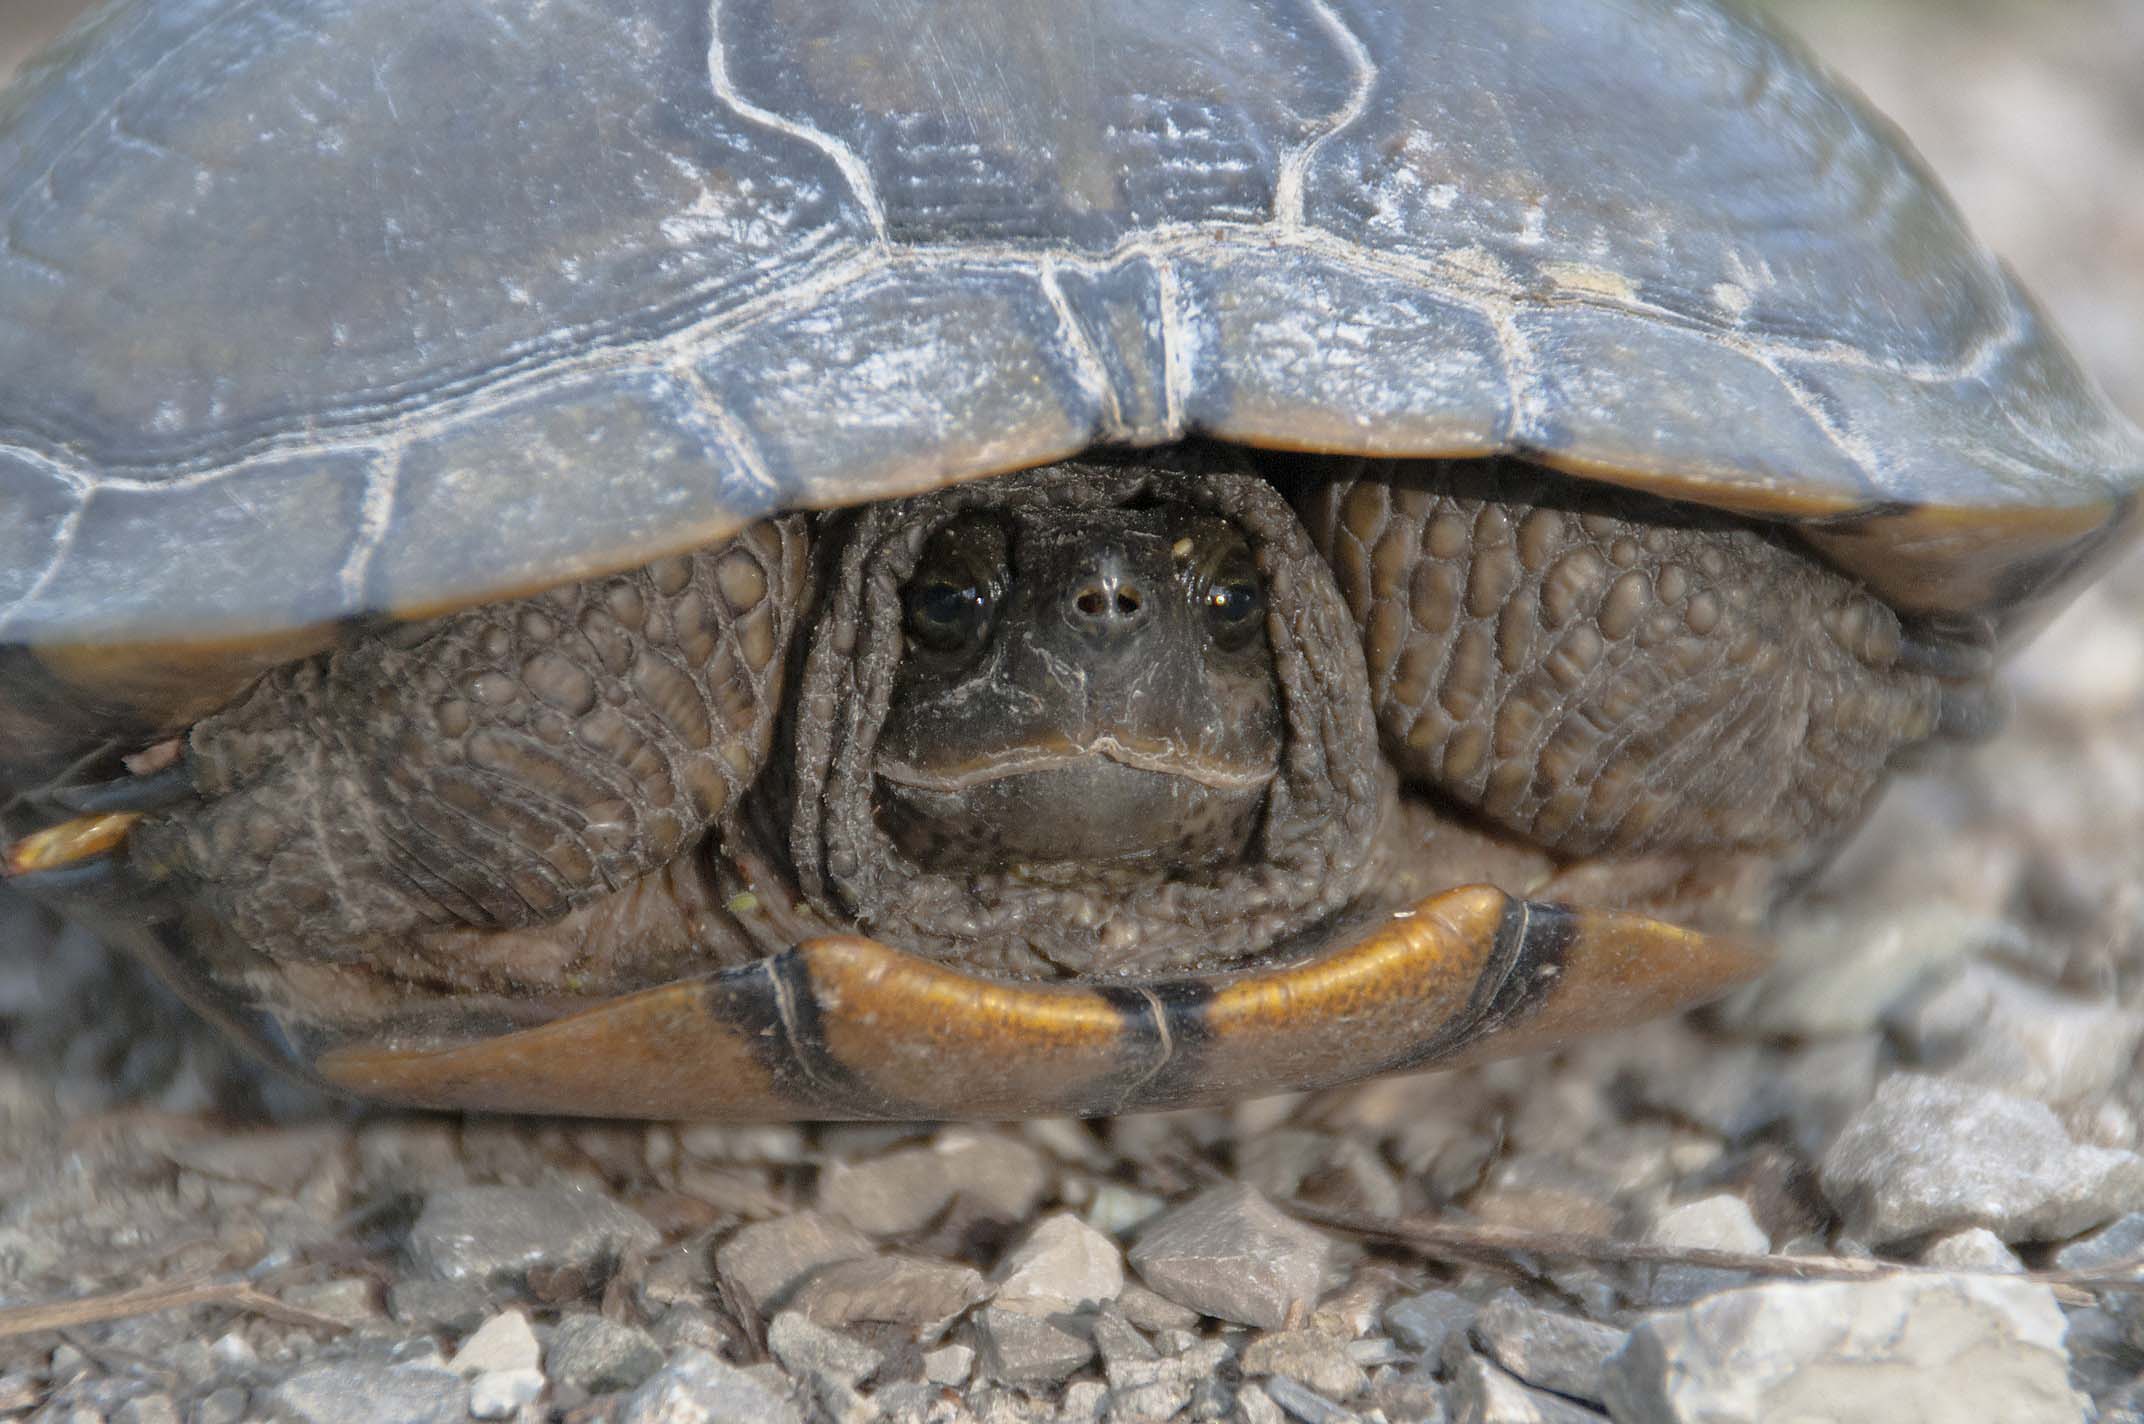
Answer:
873, 499, 1283, 872
789, 458, 1387, 977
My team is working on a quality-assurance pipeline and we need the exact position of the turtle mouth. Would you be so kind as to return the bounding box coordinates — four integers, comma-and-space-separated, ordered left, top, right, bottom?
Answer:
875, 733, 1274, 794
873, 736, 1277, 872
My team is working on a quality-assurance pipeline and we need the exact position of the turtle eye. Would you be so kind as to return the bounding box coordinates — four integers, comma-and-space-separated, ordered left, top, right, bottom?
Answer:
1179, 518, 1266, 651
904, 515, 1006, 655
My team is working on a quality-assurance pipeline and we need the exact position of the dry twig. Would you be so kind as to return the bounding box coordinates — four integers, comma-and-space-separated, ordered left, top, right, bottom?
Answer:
0, 1278, 351, 1341
1281, 1198, 2144, 1309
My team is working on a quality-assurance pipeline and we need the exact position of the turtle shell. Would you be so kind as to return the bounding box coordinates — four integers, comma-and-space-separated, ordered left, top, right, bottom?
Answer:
0, 0, 2137, 691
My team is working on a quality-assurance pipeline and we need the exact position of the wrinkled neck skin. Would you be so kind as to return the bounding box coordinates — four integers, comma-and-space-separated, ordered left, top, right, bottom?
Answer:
765, 459, 1391, 979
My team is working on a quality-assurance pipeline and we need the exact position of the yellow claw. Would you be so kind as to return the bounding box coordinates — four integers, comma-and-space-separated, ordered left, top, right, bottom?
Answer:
4, 812, 142, 877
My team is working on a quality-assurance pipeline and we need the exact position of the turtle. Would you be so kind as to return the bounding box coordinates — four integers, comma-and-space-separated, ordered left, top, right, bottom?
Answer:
0, 0, 2138, 1121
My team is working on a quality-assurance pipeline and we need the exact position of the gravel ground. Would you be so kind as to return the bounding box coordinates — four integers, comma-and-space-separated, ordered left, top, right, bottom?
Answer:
3, 4, 2143, 1423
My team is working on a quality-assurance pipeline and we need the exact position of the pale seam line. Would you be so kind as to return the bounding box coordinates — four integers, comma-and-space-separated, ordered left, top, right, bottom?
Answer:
1110, 986, 1177, 1114
1152, 256, 1191, 440
705, 0, 890, 244
1038, 255, 1123, 438
336, 448, 403, 605
1274, 0, 1379, 232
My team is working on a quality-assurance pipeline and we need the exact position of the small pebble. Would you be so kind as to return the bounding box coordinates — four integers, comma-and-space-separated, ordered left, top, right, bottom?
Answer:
1820, 1074, 2144, 1244
449, 1310, 540, 1377
817, 1131, 1047, 1236
111, 1396, 181, 1424
2052, 1211, 2144, 1272
387, 1279, 492, 1333
992, 1213, 1124, 1315
787, 1254, 988, 1330
1446, 1349, 1602, 1424
1921, 1228, 2027, 1275
1261, 1372, 1361, 1424
1240, 1327, 1368, 1401
618, 1348, 801, 1424
766, 1311, 883, 1389
1603, 1275, 2086, 1424
1128, 1183, 1330, 1329
1383, 1290, 1478, 1357
468, 1368, 543, 1420
546, 1313, 665, 1395
974, 1305, 1096, 1387
714, 1211, 877, 1321
921, 1343, 973, 1386
1644, 1194, 1771, 1306
1469, 1291, 1627, 1406
264, 1363, 468, 1424
405, 1185, 658, 1286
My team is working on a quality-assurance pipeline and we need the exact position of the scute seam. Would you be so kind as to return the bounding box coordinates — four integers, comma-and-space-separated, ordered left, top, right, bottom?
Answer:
1273, 0, 1379, 233
705, 0, 890, 245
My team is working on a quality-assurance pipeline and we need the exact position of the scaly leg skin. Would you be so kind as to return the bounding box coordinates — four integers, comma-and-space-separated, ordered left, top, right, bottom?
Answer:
1297, 458, 1950, 897
125, 518, 809, 1002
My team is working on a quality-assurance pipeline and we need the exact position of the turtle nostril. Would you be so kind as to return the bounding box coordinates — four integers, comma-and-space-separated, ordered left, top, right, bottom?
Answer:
1067, 568, 1149, 639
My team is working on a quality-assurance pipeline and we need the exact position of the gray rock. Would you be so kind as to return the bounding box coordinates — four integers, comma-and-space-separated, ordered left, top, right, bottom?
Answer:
1724, 905, 2003, 1038
386, 1279, 493, 1333
767, 1311, 883, 1389
448, 1311, 540, 1376
1367, 1366, 1449, 1424
817, 1131, 1048, 1236
1384, 1290, 1479, 1358
787, 1254, 989, 1330
1102, 1339, 1231, 1423
547, 1314, 666, 1395
1259, 1375, 1361, 1423
1237, 1381, 1288, 1424
713, 1211, 877, 1321
468, 1368, 544, 1420
194, 1387, 249, 1424
975, 1305, 1096, 1387
405, 1185, 659, 1286
111, 1396, 181, 1424
1921, 1228, 2026, 1275
1240, 1328, 1368, 1401
1644, 1195, 1771, 1307
1128, 1184, 1330, 1329
1060, 1379, 1111, 1423
265, 1364, 469, 1424
1819, 1075, 2144, 1244
921, 1343, 973, 1386
2052, 1211, 2144, 1272
1446, 1350, 1604, 1424
618, 1349, 802, 1424
2061, 1303, 2144, 1405
1896, 963, 2144, 1109
1602, 1275, 2086, 1423
1469, 1292, 1625, 1406
1084, 1184, 1169, 1239
651, 1303, 739, 1358
1117, 1283, 1200, 1334
992, 1213, 1124, 1315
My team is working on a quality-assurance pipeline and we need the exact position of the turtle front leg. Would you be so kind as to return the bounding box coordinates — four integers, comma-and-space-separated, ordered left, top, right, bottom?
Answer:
121, 518, 810, 998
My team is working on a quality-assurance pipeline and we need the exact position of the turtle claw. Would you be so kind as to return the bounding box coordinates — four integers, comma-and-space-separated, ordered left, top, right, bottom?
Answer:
2, 834, 159, 916
4, 811, 144, 879
50, 759, 196, 816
